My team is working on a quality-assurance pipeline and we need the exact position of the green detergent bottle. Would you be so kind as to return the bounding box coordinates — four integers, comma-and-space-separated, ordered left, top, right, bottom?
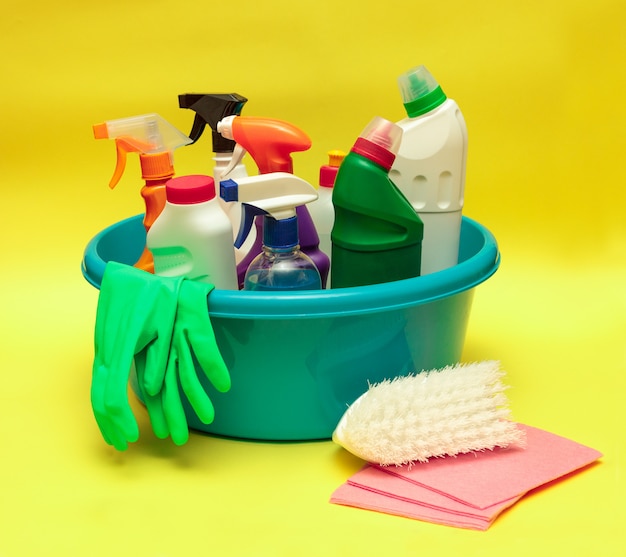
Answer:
331, 116, 423, 288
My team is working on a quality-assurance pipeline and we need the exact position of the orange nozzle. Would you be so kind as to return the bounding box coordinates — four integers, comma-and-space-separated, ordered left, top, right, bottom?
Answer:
92, 123, 109, 139
231, 117, 311, 174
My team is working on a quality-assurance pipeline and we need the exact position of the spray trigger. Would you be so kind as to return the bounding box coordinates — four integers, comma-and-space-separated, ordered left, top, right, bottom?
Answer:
188, 113, 208, 143
219, 143, 247, 181
109, 137, 155, 189
219, 172, 319, 250
235, 204, 268, 249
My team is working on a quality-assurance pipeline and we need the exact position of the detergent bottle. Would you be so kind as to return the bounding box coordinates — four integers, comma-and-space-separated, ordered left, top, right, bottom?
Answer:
93, 113, 192, 273
146, 174, 238, 289
177, 93, 253, 264
220, 172, 321, 291
389, 65, 468, 275
217, 116, 330, 288
308, 149, 346, 266
331, 116, 423, 288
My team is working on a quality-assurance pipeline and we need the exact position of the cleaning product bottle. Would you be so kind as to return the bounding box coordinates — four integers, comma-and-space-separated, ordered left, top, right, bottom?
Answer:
308, 149, 346, 265
389, 65, 468, 275
177, 94, 253, 264
331, 116, 423, 288
146, 174, 238, 290
217, 116, 330, 288
93, 113, 192, 273
220, 172, 321, 291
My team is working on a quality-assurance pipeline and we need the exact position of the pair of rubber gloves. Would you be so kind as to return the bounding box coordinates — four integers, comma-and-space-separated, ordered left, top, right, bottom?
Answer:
91, 262, 230, 450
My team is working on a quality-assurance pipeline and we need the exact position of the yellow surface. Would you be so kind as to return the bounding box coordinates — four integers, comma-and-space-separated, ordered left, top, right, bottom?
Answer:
1, 1, 625, 555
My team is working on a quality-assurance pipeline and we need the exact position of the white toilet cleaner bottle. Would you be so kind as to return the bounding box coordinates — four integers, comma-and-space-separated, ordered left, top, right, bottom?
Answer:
389, 65, 468, 275
147, 174, 238, 290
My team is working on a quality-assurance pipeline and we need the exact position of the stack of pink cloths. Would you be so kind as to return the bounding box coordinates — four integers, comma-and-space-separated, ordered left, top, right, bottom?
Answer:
330, 424, 602, 530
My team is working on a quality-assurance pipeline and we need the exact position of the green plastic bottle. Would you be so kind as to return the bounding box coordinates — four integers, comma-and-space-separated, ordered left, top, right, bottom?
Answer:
330, 116, 423, 288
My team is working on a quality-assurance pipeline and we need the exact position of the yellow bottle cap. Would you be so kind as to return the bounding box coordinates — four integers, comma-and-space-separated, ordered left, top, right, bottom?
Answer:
328, 149, 346, 167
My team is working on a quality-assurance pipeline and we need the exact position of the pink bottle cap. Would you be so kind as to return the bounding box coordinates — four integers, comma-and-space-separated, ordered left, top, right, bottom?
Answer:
165, 175, 216, 204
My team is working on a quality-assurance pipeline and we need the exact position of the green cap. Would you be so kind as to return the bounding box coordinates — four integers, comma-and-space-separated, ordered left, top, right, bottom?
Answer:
398, 65, 447, 118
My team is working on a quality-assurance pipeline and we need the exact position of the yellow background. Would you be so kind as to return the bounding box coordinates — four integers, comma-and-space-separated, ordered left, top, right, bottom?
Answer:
1, 1, 625, 555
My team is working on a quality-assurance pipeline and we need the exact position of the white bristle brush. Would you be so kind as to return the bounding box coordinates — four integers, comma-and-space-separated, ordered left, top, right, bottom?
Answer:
332, 361, 526, 466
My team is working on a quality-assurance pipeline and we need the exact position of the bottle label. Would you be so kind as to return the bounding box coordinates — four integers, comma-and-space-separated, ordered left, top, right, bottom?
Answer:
151, 246, 194, 277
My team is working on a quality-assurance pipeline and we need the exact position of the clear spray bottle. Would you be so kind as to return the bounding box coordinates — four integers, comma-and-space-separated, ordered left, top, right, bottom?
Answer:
220, 172, 321, 292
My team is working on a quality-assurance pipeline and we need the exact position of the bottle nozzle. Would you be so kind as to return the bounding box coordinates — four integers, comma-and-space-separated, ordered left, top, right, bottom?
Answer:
93, 114, 191, 153
93, 114, 191, 188
216, 116, 311, 176
219, 172, 318, 248
178, 93, 248, 151
398, 65, 447, 118
320, 149, 346, 188
327, 149, 346, 168
92, 123, 108, 140
351, 116, 403, 171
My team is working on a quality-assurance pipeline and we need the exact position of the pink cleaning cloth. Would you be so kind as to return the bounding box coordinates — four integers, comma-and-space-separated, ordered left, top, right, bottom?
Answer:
334, 466, 522, 530
348, 465, 522, 520
331, 483, 511, 530
373, 424, 602, 509
330, 424, 602, 529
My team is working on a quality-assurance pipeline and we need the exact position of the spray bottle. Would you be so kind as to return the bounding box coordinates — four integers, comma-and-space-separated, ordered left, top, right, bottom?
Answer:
93, 113, 192, 273
177, 93, 253, 264
217, 116, 330, 289
146, 174, 238, 289
331, 116, 423, 288
178, 93, 248, 182
220, 172, 321, 291
389, 65, 468, 275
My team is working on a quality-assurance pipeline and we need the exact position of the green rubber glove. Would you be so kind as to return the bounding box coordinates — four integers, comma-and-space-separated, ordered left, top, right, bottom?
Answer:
91, 262, 182, 451
133, 349, 171, 442
142, 279, 232, 445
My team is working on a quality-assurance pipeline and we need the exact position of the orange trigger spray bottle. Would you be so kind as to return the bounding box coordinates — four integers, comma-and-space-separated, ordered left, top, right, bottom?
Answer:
93, 113, 192, 272
217, 115, 331, 288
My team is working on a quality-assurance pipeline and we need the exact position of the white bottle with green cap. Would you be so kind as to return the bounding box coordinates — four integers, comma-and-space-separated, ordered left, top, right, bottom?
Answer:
389, 65, 468, 275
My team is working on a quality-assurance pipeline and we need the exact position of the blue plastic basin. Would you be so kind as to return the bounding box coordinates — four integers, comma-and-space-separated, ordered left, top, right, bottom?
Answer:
82, 214, 500, 440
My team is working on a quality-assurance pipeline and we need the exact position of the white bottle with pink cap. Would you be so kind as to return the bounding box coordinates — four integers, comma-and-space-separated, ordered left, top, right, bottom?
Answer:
146, 174, 238, 290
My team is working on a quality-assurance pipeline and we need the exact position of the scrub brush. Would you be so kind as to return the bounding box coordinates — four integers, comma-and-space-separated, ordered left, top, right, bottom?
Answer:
332, 361, 526, 466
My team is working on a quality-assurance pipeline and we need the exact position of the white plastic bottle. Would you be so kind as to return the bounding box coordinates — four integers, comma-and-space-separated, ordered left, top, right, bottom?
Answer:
308, 149, 345, 261
146, 174, 238, 290
389, 65, 468, 275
